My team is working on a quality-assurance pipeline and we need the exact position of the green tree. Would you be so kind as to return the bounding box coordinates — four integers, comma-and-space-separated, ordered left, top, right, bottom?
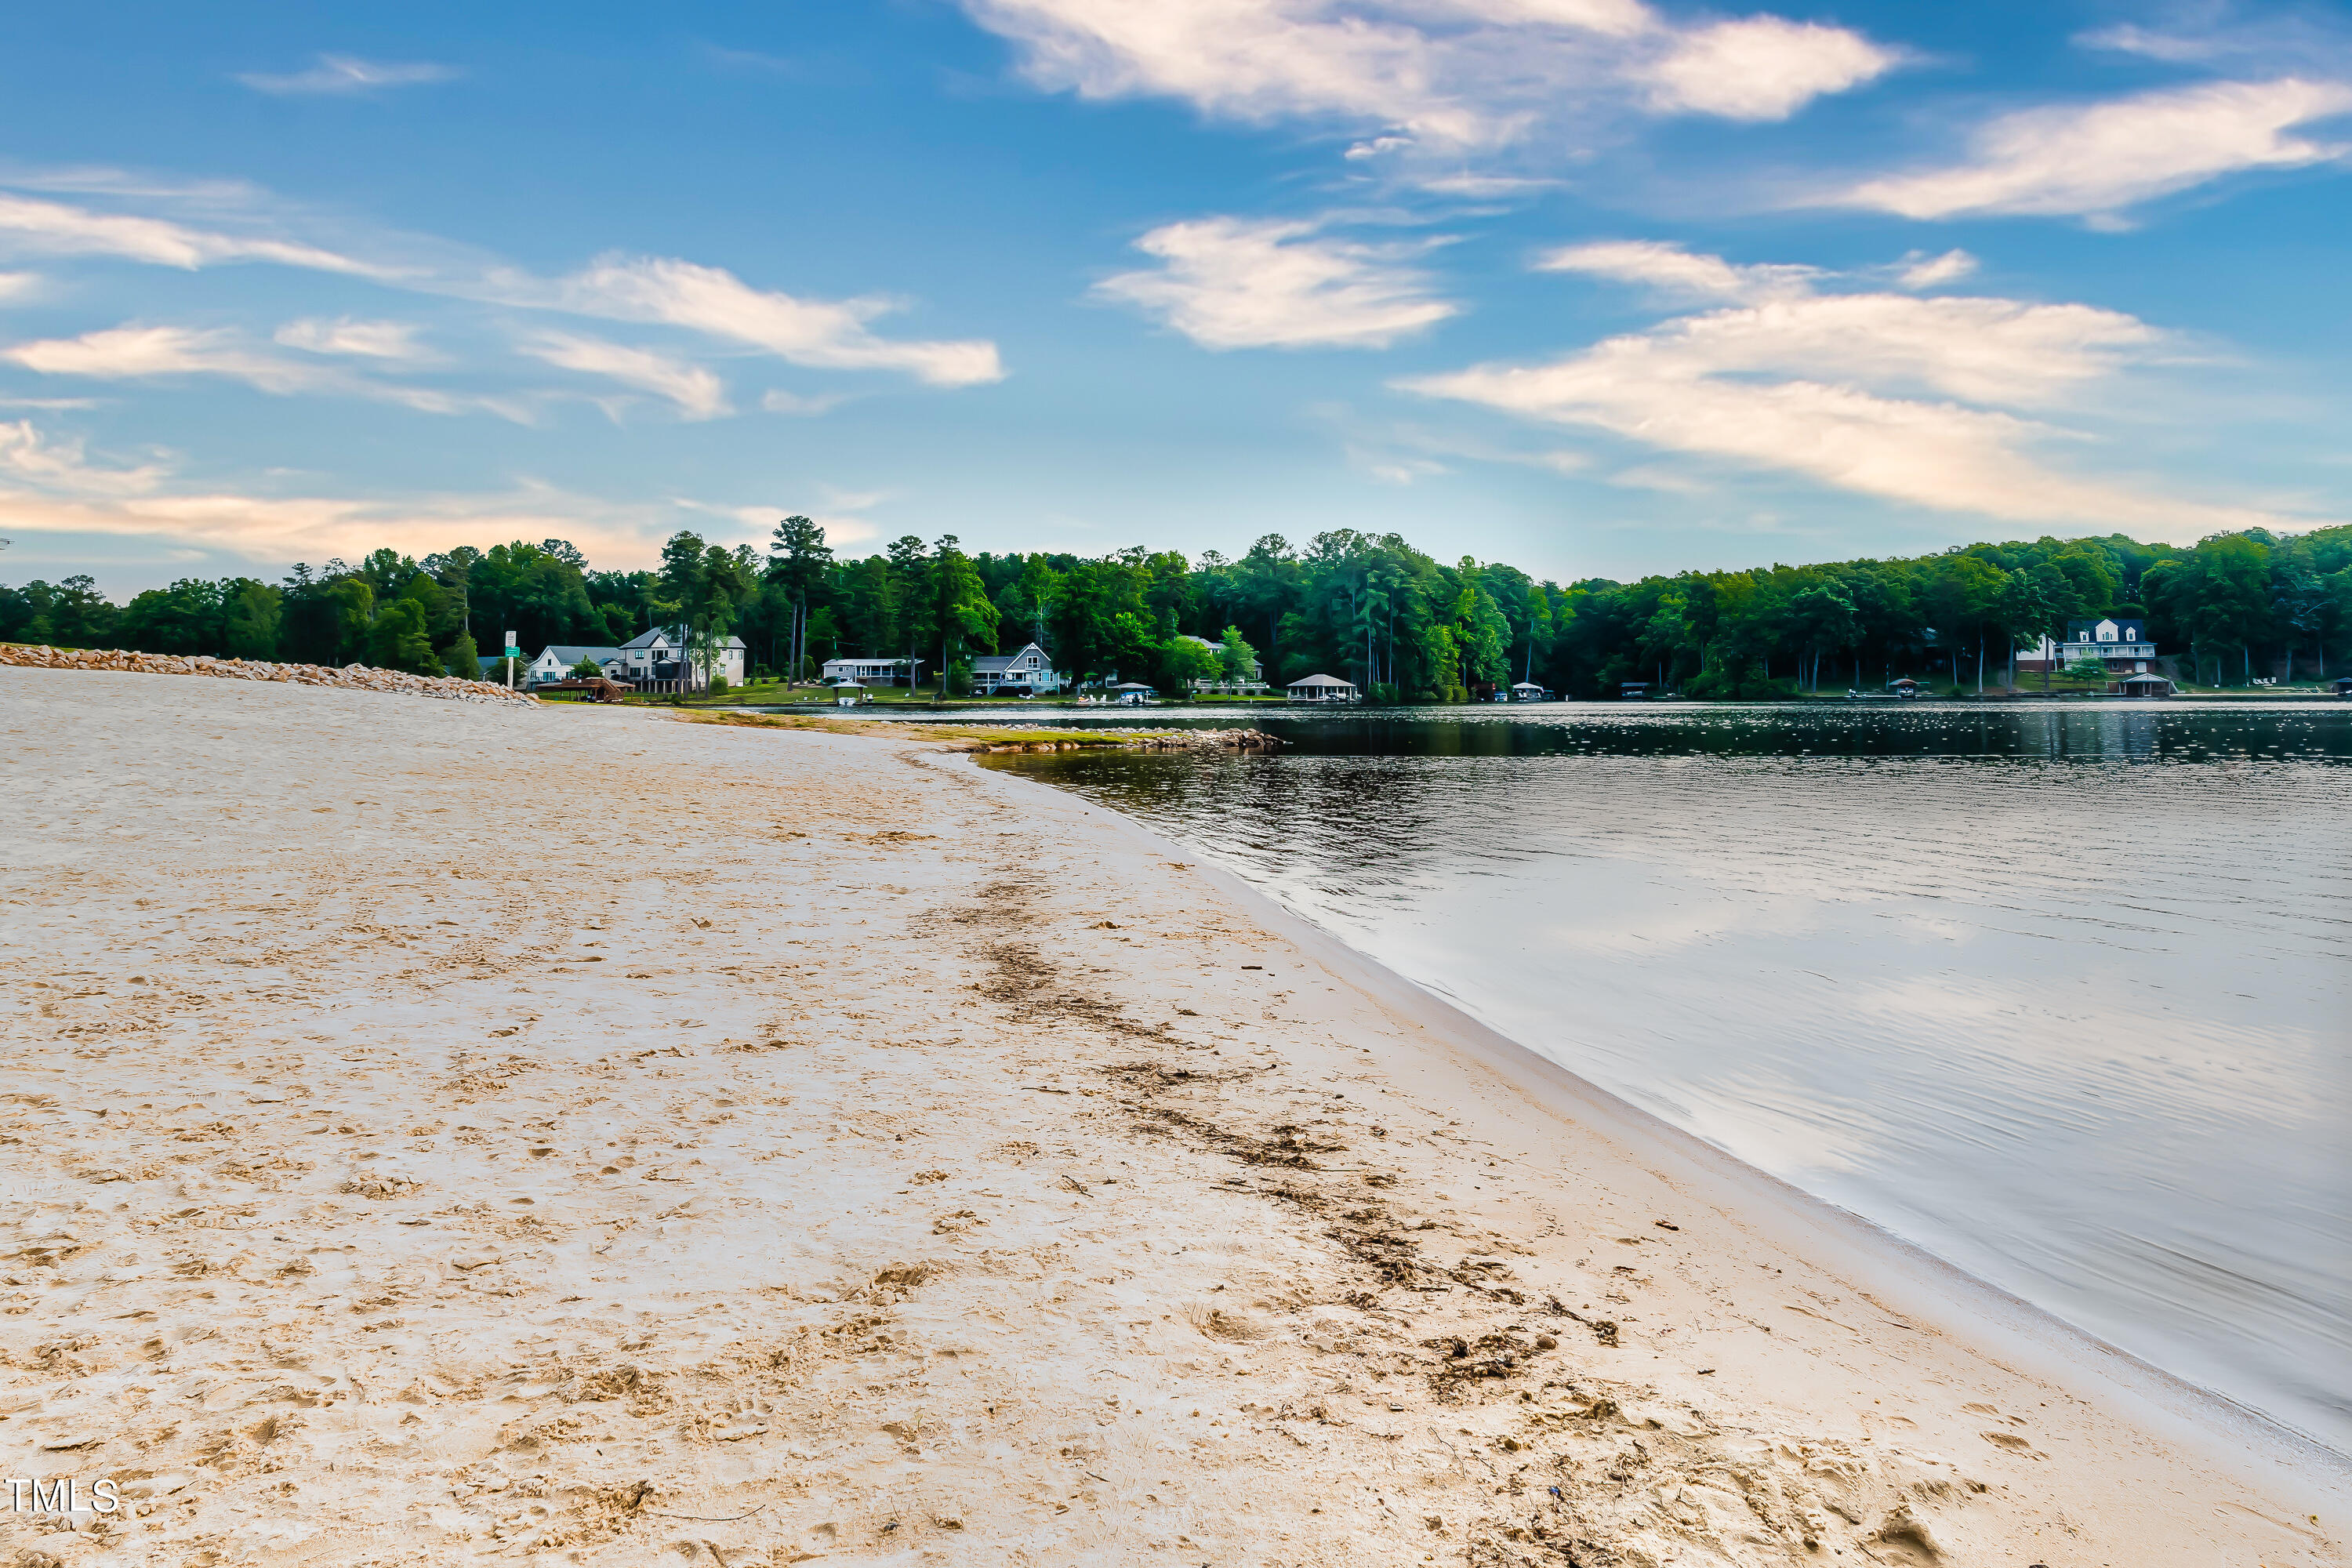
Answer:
1218, 625, 1258, 685
223, 580, 282, 659
924, 536, 1000, 697
767, 514, 834, 682
365, 599, 441, 675
325, 579, 375, 664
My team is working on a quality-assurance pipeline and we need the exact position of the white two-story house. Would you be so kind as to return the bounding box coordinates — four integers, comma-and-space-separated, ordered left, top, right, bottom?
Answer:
619, 625, 747, 690
971, 642, 1059, 696
2060, 616, 2157, 673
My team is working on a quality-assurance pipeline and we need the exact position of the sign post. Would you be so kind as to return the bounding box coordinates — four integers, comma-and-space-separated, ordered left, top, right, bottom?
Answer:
504, 631, 518, 690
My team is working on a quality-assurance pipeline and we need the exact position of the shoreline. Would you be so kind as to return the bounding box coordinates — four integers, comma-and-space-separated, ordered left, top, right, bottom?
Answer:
965, 744, 2352, 1491
3, 667, 2344, 1566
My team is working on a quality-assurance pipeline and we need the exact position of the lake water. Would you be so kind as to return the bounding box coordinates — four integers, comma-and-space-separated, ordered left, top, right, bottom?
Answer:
971, 702, 2352, 1455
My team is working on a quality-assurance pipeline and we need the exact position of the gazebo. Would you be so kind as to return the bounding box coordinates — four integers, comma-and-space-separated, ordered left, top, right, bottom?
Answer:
1108, 681, 1158, 706
1286, 673, 1359, 703
828, 680, 868, 708
1508, 681, 1549, 702
2115, 672, 2174, 699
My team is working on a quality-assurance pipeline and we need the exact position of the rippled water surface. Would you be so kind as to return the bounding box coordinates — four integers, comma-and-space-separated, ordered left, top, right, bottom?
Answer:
978, 702, 2352, 1452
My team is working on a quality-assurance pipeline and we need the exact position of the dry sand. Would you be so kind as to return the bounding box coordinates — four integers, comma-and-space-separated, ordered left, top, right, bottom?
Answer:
1, 666, 2344, 1567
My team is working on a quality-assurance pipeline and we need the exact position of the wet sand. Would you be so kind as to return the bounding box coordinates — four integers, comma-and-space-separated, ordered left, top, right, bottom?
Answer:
2, 666, 2344, 1566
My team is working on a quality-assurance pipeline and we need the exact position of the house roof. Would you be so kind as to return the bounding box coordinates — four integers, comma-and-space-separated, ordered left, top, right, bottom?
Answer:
534, 644, 623, 665
2117, 671, 2172, 683
2067, 618, 2146, 638
619, 626, 746, 652
972, 642, 1048, 673
1287, 673, 1356, 688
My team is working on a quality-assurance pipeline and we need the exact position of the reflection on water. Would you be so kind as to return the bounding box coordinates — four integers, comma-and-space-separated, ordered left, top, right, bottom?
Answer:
989, 703, 2352, 1453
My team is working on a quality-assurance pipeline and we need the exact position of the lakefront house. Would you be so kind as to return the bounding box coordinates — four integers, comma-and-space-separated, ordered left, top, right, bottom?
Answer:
820, 655, 924, 688
1178, 633, 1269, 695
2020, 616, 2158, 675
524, 644, 628, 685
971, 641, 1060, 695
619, 626, 748, 690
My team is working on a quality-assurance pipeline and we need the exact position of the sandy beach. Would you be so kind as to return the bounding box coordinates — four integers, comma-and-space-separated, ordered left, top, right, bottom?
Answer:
2, 666, 2344, 1568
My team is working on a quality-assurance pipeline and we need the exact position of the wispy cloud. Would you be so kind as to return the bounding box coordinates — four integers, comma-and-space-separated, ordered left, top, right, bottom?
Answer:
2, 322, 531, 421
530, 255, 1004, 387
1096, 216, 1457, 349
1894, 249, 1976, 289
236, 55, 459, 96
1400, 244, 2305, 539
0, 270, 41, 303
0, 191, 384, 274
517, 329, 731, 419
1837, 78, 2352, 221
1534, 239, 1818, 302
274, 316, 433, 361
0, 419, 169, 495
4, 324, 320, 391
0, 178, 1008, 406
959, 0, 1897, 166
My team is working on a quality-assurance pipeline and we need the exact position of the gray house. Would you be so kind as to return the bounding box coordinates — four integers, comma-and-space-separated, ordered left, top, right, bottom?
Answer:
971, 641, 1059, 695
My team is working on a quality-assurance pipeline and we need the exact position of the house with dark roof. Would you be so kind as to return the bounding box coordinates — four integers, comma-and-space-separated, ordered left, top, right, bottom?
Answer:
617, 625, 746, 690
2059, 616, 2158, 674
971, 641, 1059, 695
525, 644, 627, 685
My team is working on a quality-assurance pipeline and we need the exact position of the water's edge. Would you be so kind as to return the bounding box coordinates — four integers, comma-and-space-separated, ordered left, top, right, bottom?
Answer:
942, 748, 2352, 1495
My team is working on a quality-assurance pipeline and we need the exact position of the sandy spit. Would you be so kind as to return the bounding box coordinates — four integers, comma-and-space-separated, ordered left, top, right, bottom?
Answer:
0, 666, 2343, 1567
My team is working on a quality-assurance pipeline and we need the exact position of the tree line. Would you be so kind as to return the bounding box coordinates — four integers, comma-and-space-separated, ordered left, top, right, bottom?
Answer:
5, 521, 2349, 697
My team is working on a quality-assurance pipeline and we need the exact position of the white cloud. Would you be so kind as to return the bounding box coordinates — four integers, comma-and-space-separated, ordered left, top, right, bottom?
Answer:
959, 0, 1894, 158
274, 316, 431, 360
0, 184, 1002, 397
0, 419, 169, 496
236, 55, 458, 96
3, 322, 533, 422
1095, 216, 1457, 349
0, 271, 42, 303
536, 255, 1004, 387
1399, 245, 2304, 539
1895, 249, 1976, 289
518, 330, 731, 419
1840, 78, 2352, 220
0, 191, 380, 274
1535, 239, 1818, 301
3, 324, 320, 391
1642, 17, 1896, 122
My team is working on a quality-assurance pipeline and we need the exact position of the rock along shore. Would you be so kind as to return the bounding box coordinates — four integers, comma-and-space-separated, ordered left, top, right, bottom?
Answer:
973, 728, 1281, 753
0, 642, 536, 705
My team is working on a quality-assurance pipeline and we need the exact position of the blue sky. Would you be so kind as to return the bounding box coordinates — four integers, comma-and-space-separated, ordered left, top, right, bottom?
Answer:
3, 0, 2350, 593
